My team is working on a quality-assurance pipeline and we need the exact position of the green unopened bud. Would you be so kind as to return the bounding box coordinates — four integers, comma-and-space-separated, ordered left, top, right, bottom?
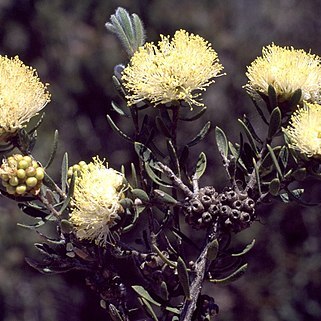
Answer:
25, 167, 36, 177
26, 177, 38, 187
16, 169, 26, 179
18, 160, 29, 169
1, 174, 9, 181
9, 176, 19, 186
23, 155, 32, 164
16, 184, 27, 195
6, 185, 16, 194
35, 167, 45, 180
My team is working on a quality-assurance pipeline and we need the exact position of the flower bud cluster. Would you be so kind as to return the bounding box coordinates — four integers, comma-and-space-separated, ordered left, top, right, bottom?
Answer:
184, 186, 256, 232
67, 160, 88, 183
0, 154, 44, 196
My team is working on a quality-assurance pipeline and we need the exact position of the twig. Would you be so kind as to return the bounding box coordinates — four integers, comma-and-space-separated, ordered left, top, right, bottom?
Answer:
157, 162, 194, 198
38, 192, 61, 220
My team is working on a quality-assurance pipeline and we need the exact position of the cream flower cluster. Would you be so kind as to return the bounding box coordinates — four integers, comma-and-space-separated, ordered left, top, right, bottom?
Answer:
122, 29, 224, 108
69, 157, 126, 245
245, 44, 321, 103
0, 56, 50, 140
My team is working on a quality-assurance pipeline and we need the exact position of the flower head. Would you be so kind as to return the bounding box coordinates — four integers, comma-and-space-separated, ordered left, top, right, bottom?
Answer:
283, 101, 321, 157
0, 56, 50, 141
69, 157, 126, 245
245, 44, 321, 103
122, 29, 224, 107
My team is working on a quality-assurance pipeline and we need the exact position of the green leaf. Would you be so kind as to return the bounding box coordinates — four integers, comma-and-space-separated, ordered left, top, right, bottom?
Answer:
61, 152, 68, 194
215, 126, 228, 158
131, 163, 138, 187
228, 142, 247, 171
238, 119, 258, 156
289, 88, 302, 108
132, 13, 146, 47
269, 178, 281, 196
112, 75, 126, 97
268, 85, 277, 110
249, 97, 268, 125
253, 158, 262, 195
28, 112, 45, 134
131, 188, 150, 202
154, 189, 177, 205
292, 168, 306, 181
59, 174, 75, 214
140, 298, 159, 321
108, 304, 124, 321
278, 146, 289, 169
111, 101, 129, 117
187, 121, 211, 147
179, 106, 207, 121
132, 285, 161, 306
45, 130, 59, 169
134, 142, 161, 171
145, 163, 173, 188
177, 257, 190, 299
18, 203, 48, 219
267, 144, 283, 179
195, 152, 207, 179
60, 219, 74, 234
209, 263, 248, 285
242, 115, 263, 144
207, 239, 219, 262
156, 116, 172, 138
231, 239, 255, 257
268, 107, 281, 139
107, 114, 133, 142
119, 198, 134, 209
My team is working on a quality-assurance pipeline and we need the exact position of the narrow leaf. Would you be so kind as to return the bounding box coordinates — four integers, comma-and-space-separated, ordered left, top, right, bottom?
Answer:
107, 114, 133, 142
269, 178, 281, 196
253, 158, 262, 195
111, 101, 129, 117
156, 116, 172, 138
268, 107, 281, 139
132, 13, 146, 47
209, 263, 248, 285
267, 144, 283, 179
59, 174, 75, 214
289, 88, 302, 108
179, 106, 207, 121
132, 285, 161, 306
207, 239, 219, 262
154, 189, 177, 205
131, 188, 150, 202
61, 152, 68, 194
140, 298, 159, 321
45, 130, 58, 169
268, 85, 277, 110
167, 140, 180, 175
238, 119, 258, 156
145, 163, 172, 188
231, 239, 256, 257
215, 126, 228, 158
195, 152, 207, 179
177, 257, 190, 299
134, 142, 161, 171
187, 121, 211, 147
109, 304, 124, 321
131, 162, 138, 187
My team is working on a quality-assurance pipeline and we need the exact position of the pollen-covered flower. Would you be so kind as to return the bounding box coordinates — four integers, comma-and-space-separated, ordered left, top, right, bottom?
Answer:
0, 56, 50, 141
283, 102, 321, 157
69, 157, 126, 245
122, 29, 224, 107
245, 44, 321, 103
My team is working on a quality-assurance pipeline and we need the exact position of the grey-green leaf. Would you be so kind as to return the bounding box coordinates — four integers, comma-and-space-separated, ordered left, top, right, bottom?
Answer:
107, 114, 133, 142
268, 85, 277, 110
207, 239, 219, 262
267, 144, 283, 179
209, 263, 248, 285
268, 107, 281, 139
109, 304, 124, 321
269, 178, 281, 196
195, 152, 207, 179
45, 130, 59, 169
231, 239, 255, 257
132, 285, 161, 306
61, 152, 68, 194
154, 189, 177, 205
215, 126, 228, 158
177, 257, 190, 299
131, 188, 150, 202
187, 121, 211, 147
134, 142, 161, 171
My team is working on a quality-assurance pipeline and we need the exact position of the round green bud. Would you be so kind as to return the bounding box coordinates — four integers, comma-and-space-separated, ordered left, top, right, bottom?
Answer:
26, 177, 38, 187
73, 164, 81, 171
18, 160, 29, 170
25, 166, 36, 177
1, 174, 9, 181
16, 169, 26, 179
7, 157, 17, 167
23, 155, 32, 164
16, 184, 27, 195
9, 176, 19, 187
2, 180, 9, 187
35, 167, 45, 180
31, 160, 39, 168
6, 185, 16, 194
14, 154, 23, 160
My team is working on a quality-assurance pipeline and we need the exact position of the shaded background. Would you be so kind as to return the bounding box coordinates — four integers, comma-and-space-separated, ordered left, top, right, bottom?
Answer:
0, 0, 321, 320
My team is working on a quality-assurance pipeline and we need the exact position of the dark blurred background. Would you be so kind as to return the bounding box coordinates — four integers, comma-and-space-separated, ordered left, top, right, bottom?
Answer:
1, 0, 321, 320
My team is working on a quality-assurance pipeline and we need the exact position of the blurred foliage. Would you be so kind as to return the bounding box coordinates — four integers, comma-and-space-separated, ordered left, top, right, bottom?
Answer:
0, 0, 321, 320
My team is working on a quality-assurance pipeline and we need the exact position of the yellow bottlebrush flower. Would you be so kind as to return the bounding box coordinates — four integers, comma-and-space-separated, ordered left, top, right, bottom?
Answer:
69, 157, 126, 246
121, 29, 224, 107
0, 55, 50, 141
245, 44, 321, 103
283, 101, 321, 157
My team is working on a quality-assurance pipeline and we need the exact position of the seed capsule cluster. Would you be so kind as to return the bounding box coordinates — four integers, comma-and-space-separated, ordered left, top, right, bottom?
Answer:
184, 186, 256, 232
0, 154, 44, 196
